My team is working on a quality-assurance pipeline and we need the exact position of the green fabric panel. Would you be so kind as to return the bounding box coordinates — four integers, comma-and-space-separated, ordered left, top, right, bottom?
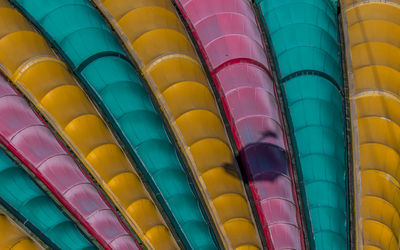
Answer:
257, 0, 348, 248
285, 75, 347, 249
0, 149, 93, 249
259, 0, 342, 87
12, 1, 217, 249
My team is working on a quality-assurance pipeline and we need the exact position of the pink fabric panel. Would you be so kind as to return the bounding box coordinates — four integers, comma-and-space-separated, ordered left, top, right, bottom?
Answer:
0, 96, 42, 140
225, 87, 280, 123
64, 183, 109, 218
11, 126, 65, 166
176, 0, 304, 248
261, 199, 298, 225
254, 175, 293, 200
217, 63, 274, 97
269, 224, 302, 249
204, 35, 269, 70
195, 13, 263, 48
0, 74, 139, 249
38, 155, 90, 194
181, 0, 257, 26
0, 80, 14, 96
87, 210, 128, 243
225, 87, 285, 147
111, 236, 143, 250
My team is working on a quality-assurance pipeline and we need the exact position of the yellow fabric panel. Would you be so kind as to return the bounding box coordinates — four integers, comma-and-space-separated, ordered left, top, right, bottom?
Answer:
0, 31, 53, 75
40, 85, 97, 127
344, 0, 400, 9
361, 171, 400, 220
108, 172, 147, 207
103, 0, 174, 21
358, 117, 400, 150
163, 81, 219, 119
349, 20, 400, 47
190, 138, 234, 174
0, 8, 33, 39
362, 220, 398, 250
118, 6, 184, 43
96, 0, 262, 248
361, 196, 400, 240
86, 144, 130, 182
145, 225, 175, 250
11, 238, 40, 250
0, 7, 177, 249
175, 110, 228, 145
353, 66, 400, 96
360, 144, 400, 186
147, 55, 208, 92
363, 169, 400, 195
202, 167, 242, 199
356, 93, 400, 125
11, 58, 76, 100
356, 119, 400, 248
133, 29, 197, 65
351, 42, 400, 71
0, 214, 39, 250
63, 114, 114, 156
347, 3, 400, 26
223, 218, 260, 249
343, 2, 400, 248
213, 194, 252, 223
127, 199, 164, 233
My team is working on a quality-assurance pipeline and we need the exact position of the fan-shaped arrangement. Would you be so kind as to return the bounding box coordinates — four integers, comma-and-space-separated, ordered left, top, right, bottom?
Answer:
0, 0, 395, 249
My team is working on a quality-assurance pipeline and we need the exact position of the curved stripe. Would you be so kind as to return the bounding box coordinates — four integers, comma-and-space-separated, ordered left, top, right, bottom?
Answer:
342, 1, 400, 248
11, 1, 217, 249
257, 0, 348, 249
174, 0, 307, 249
0, 70, 138, 249
0, 6, 174, 249
95, 0, 263, 249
